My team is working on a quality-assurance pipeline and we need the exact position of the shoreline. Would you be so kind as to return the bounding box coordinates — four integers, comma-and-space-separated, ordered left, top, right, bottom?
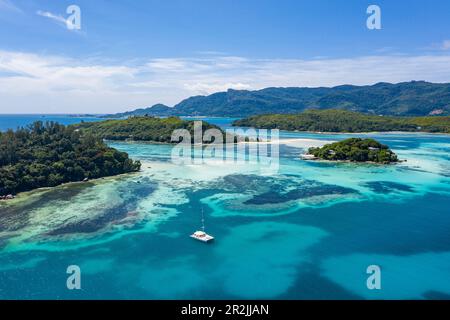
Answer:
0, 171, 141, 204
300, 157, 404, 165
230, 125, 450, 135
297, 130, 450, 136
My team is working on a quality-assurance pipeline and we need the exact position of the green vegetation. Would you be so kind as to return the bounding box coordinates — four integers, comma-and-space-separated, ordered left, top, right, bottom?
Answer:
106, 81, 450, 117
233, 109, 450, 133
308, 138, 398, 164
0, 121, 141, 196
73, 116, 234, 143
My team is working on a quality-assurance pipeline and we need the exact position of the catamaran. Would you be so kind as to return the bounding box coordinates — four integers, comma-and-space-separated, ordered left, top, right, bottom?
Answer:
190, 208, 214, 243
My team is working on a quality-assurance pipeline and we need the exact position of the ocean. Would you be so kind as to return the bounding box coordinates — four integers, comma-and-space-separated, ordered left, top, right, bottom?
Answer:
0, 114, 106, 132
0, 115, 449, 299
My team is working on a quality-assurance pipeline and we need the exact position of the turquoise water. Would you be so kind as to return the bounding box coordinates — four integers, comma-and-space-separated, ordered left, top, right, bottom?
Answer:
0, 116, 450, 299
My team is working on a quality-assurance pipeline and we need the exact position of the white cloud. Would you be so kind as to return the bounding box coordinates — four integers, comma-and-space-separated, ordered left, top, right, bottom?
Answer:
36, 10, 80, 31
0, 50, 450, 114
184, 82, 251, 95
0, 0, 22, 13
36, 10, 67, 25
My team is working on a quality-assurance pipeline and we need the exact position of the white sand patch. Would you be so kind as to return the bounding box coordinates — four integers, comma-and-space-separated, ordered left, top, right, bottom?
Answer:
141, 159, 263, 184
279, 138, 335, 149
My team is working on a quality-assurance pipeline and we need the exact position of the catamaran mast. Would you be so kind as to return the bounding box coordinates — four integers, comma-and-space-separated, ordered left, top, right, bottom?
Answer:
201, 207, 205, 232
190, 206, 214, 242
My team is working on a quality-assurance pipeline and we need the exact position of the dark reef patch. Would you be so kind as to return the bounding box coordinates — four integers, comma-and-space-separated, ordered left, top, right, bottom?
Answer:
46, 204, 131, 235
47, 178, 156, 236
244, 185, 356, 205
0, 183, 90, 232
423, 290, 450, 300
218, 174, 358, 206
363, 181, 414, 193
222, 174, 283, 193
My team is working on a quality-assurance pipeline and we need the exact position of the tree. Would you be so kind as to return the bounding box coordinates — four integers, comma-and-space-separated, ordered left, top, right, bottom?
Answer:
0, 121, 141, 196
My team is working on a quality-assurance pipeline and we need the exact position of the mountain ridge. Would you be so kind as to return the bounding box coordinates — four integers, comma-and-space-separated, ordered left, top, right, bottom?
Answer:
104, 81, 450, 118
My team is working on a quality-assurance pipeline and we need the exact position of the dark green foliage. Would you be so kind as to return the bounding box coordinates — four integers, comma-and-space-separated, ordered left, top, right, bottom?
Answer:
233, 109, 450, 133
308, 138, 398, 164
72, 116, 233, 143
0, 121, 141, 196
105, 81, 450, 117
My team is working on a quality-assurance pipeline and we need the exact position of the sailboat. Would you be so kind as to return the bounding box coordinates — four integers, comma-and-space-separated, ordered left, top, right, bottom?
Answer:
190, 208, 214, 243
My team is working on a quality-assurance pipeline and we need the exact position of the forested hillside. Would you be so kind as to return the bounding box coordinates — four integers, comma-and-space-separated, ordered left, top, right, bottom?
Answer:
73, 116, 231, 143
104, 81, 450, 117
0, 122, 141, 196
233, 109, 450, 133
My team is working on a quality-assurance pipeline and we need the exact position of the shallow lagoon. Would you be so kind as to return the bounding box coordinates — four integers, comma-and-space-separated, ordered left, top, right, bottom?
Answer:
1, 124, 450, 299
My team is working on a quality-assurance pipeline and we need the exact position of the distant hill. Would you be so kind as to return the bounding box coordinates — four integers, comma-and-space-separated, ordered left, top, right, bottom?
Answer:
105, 81, 450, 118
233, 109, 450, 133
103, 104, 172, 118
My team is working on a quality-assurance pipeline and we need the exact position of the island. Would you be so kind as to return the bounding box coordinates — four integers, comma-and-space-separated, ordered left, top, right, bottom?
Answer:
0, 116, 247, 198
0, 121, 141, 197
305, 138, 399, 164
72, 116, 240, 143
232, 109, 450, 133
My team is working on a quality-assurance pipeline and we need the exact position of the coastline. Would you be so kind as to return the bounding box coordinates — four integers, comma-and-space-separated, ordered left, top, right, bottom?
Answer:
0, 170, 141, 204
299, 130, 450, 136
230, 125, 450, 136
270, 128, 450, 136
300, 157, 404, 165
0, 130, 432, 202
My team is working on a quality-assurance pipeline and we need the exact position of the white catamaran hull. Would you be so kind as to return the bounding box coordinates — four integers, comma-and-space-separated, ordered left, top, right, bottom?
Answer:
190, 231, 214, 243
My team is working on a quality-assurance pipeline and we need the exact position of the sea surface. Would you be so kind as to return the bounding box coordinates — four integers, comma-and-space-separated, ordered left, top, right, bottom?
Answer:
0, 115, 450, 299
0, 114, 106, 131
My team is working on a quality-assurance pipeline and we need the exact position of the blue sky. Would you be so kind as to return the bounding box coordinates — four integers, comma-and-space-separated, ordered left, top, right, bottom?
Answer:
0, 0, 449, 113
